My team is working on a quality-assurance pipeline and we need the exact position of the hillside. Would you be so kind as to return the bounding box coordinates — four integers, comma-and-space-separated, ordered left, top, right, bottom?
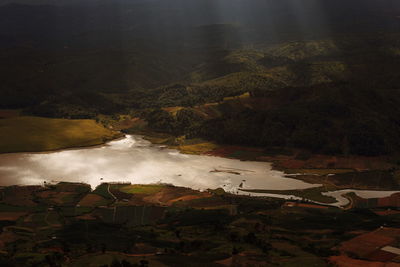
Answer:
4, 34, 398, 157
1, 1, 400, 157
2, 1, 400, 266
131, 35, 400, 157
0, 115, 121, 153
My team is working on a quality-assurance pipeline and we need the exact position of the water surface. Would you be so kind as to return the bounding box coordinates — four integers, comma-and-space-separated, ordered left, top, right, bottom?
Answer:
322, 189, 400, 207
1, 135, 398, 207
0, 135, 315, 192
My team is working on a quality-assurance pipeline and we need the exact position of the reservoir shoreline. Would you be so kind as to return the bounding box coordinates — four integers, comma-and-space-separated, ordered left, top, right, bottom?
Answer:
0, 135, 398, 207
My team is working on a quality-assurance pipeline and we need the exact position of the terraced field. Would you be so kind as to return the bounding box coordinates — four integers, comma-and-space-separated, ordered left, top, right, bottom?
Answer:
0, 182, 399, 266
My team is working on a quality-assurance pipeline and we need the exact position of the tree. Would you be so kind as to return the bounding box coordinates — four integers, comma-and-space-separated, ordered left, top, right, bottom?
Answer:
176, 108, 204, 136
145, 109, 177, 134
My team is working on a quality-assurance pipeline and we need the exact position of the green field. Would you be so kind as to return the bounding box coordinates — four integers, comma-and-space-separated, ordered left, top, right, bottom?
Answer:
0, 116, 121, 153
119, 184, 165, 195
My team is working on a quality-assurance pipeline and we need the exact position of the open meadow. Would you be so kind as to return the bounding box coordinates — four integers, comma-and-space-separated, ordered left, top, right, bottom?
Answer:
0, 115, 121, 153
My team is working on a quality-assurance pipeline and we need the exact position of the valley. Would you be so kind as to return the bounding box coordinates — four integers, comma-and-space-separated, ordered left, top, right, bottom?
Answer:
0, 181, 399, 266
1, 0, 400, 266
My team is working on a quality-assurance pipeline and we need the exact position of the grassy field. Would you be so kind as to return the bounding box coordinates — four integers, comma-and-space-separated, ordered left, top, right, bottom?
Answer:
119, 184, 165, 195
176, 142, 218, 155
0, 116, 121, 153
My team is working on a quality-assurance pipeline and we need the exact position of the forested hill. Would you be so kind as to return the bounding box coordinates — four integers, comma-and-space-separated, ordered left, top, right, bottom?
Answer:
1, 0, 400, 156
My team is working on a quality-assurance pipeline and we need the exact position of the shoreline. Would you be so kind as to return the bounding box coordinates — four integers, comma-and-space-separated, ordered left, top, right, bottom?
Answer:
136, 132, 400, 205
0, 132, 398, 207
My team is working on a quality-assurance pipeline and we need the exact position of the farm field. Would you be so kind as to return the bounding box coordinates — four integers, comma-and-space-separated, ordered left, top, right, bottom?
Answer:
0, 114, 122, 153
0, 182, 399, 266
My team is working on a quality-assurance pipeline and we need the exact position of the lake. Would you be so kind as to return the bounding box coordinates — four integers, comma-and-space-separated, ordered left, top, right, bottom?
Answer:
0, 135, 397, 206
0, 135, 314, 191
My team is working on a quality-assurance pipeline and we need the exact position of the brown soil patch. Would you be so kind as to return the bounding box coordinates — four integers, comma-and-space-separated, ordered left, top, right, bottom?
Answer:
0, 232, 18, 250
0, 212, 27, 221
55, 183, 90, 192
36, 190, 77, 205
2, 186, 40, 207
339, 227, 400, 259
139, 186, 212, 206
373, 210, 400, 216
78, 194, 107, 207
53, 192, 77, 204
165, 192, 212, 205
0, 109, 20, 119
215, 253, 268, 267
75, 213, 97, 220
184, 198, 230, 209
207, 142, 393, 175
347, 230, 369, 236
40, 247, 64, 254
123, 198, 148, 206
352, 193, 400, 210
329, 255, 400, 267
36, 191, 53, 198
367, 250, 398, 262
261, 154, 392, 171
378, 193, 400, 207
215, 257, 233, 266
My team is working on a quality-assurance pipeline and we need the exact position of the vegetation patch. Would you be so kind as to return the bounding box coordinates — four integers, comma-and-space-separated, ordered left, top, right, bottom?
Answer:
0, 116, 121, 153
35, 190, 82, 206
0, 183, 399, 266
177, 142, 218, 155
119, 184, 165, 195
78, 194, 110, 207
52, 182, 91, 194
1, 186, 40, 207
92, 183, 114, 200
